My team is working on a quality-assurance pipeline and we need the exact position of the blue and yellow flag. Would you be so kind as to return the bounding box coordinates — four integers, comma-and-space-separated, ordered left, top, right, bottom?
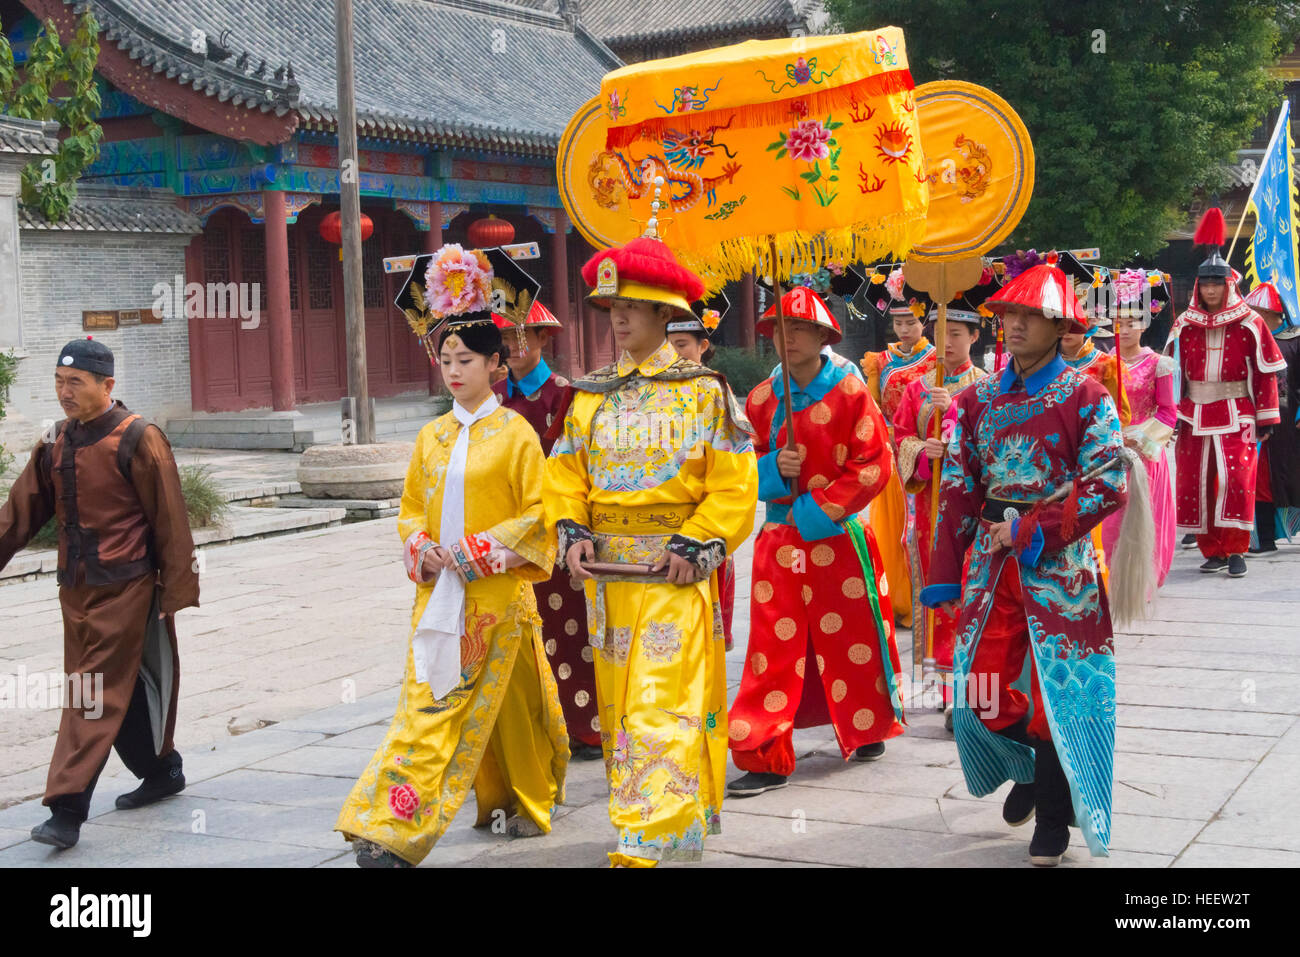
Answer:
1246, 98, 1300, 326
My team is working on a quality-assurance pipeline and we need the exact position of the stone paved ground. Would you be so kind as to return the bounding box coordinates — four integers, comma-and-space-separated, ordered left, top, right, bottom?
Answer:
0, 516, 1296, 868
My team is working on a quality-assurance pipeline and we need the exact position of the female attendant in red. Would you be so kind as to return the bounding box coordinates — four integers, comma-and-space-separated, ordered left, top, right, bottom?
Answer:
1242, 281, 1300, 553
893, 302, 987, 720
1101, 278, 1177, 585
1165, 221, 1285, 579
728, 287, 906, 796
860, 275, 935, 627
667, 302, 739, 652
492, 301, 600, 759
921, 262, 1128, 866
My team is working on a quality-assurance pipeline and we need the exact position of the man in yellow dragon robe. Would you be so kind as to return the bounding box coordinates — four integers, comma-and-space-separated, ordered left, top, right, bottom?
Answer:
544, 235, 757, 866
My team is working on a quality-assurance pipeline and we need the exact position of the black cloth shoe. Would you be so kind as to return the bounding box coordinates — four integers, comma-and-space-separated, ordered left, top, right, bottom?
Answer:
726, 772, 788, 797
1028, 736, 1071, 867
30, 809, 81, 849
570, 741, 604, 761
1181, 533, 1197, 549
1003, 782, 1036, 827
115, 767, 185, 809
853, 742, 886, 762
1227, 554, 1248, 578
353, 839, 412, 868
993, 717, 1035, 826
1248, 541, 1278, 555
1199, 556, 1228, 573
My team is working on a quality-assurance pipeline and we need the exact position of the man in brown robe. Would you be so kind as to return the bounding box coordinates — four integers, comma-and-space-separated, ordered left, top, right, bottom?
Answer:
0, 338, 199, 848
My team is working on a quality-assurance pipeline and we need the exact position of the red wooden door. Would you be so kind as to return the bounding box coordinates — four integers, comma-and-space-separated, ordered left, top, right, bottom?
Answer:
188, 209, 273, 412
298, 222, 346, 403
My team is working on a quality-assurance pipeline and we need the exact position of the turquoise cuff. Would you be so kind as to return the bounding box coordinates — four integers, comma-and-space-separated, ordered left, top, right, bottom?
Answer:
1010, 517, 1045, 568
791, 492, 844, 541
757, 451, 791, 502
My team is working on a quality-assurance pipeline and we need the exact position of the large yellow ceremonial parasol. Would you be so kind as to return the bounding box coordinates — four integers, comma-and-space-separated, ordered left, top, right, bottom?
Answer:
558, 27, 931, 458
558, 28, 930, 288
904, 81, 1035, 696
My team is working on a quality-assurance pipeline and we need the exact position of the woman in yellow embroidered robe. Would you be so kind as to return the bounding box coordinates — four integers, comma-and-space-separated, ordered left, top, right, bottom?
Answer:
336, 406, 568, 865
544, 340, 757, 866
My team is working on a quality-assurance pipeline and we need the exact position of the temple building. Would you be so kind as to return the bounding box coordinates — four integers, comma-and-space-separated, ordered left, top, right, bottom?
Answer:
0, 0, 822, 441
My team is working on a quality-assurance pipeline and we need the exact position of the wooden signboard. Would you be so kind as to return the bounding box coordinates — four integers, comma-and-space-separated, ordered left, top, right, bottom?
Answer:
82, 310, 118, 331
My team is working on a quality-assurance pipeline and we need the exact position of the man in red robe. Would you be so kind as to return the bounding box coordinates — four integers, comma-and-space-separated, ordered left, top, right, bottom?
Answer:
491, 301, 600, 759
1165, 246, 1285, 578
728, 287, 906, 796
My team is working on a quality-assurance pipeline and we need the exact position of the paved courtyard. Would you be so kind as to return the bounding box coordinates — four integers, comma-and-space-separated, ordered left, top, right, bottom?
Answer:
0, 516, 1297, 867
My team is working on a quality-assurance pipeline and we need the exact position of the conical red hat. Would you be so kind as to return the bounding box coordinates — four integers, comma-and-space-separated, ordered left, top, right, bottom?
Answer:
757, 286, 842, 344
985, 261, 1090, 332
495, 299, 562, 329
1244, 281, 1284, 315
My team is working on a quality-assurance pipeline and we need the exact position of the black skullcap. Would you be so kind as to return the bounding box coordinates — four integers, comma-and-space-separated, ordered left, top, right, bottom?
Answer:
57, 337, 114, 377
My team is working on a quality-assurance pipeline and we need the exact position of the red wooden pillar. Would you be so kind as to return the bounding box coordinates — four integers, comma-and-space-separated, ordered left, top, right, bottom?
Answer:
426, 201, 443, 394
549, 210, 578, 376
263, 190, 297, 411
739, 271, 757, 348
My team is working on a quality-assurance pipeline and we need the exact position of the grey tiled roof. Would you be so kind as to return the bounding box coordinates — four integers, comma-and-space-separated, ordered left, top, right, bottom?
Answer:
77, 0, 621, 155
0, 114, 59, 155
579, 0, 808, 46
19, 185, 202, 233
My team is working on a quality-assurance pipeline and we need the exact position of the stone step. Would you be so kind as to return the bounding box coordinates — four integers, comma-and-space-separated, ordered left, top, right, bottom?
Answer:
0, 505, 346, 585
167, 400, 443, 451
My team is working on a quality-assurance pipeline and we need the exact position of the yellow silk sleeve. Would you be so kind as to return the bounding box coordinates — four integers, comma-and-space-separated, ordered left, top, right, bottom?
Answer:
1103, 359, 1132, 427
542, 392, 594, 534
679, 381, 758, 554
861, 351, 883, 407
486, 418, 556, 583
397, 426, 431, 544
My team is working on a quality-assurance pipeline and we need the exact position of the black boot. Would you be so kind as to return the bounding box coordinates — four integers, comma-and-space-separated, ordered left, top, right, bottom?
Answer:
30, 809, 82, 849
1028, 735, 1072, 866
1250, 502, 1278, 555
115, 762, 185, 810
995, 718, 1036, 827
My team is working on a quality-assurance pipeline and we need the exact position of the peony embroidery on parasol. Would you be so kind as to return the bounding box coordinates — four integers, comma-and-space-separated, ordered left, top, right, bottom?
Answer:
556, 28, 930, 290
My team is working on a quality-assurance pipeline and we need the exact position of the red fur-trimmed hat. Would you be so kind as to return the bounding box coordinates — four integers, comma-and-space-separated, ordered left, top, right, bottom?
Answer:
984, 253, 1090, 332
757, 286, 842, 345
581, 237, 705, 318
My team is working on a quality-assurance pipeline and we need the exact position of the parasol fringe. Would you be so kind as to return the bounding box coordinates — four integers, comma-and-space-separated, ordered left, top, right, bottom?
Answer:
605, 70, 916, 148
680, 209, 928, 293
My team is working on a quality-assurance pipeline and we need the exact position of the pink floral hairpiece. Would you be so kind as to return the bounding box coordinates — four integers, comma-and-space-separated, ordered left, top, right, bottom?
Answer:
424, 244, 492, 319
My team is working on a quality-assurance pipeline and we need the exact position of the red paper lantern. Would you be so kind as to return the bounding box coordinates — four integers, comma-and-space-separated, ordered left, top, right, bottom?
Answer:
319, 210, 374, 244
467, 214, 514, 248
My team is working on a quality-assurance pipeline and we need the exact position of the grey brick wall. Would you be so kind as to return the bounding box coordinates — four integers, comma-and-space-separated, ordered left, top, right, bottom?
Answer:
11, 230, 194, 434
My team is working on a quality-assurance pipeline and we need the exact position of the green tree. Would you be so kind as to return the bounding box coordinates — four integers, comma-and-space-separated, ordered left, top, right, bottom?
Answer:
0, 13, 102, 222
826, 0, 1300, 262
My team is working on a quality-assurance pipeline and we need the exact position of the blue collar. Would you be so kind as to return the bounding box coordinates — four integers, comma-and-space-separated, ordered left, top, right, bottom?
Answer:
998, 354, 1066, 398
771, 355, 845, 404
508, 356, 551, 398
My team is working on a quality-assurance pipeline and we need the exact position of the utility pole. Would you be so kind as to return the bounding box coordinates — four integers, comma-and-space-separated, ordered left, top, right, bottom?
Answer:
334, 0, 374, 444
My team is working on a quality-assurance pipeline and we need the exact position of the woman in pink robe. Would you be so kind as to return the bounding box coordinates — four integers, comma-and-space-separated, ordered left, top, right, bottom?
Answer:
1103, 303, 1177, 585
